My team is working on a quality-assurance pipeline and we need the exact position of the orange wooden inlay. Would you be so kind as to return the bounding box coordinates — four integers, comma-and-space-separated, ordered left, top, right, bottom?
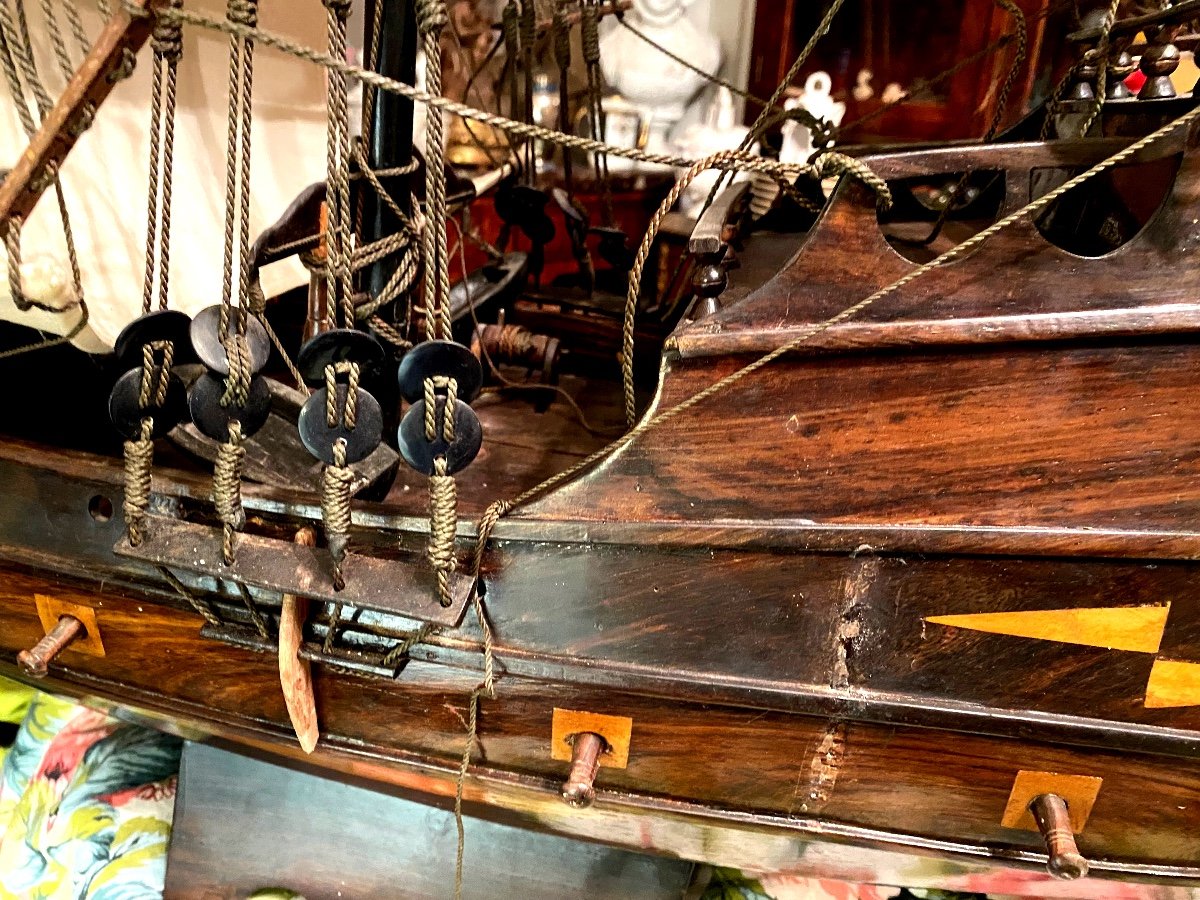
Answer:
35, 594, 105, 657
551, 709, 633, 769
1001, 770, 1102, 832
926, 604, 1170, 653
1145, 658, 1200, 708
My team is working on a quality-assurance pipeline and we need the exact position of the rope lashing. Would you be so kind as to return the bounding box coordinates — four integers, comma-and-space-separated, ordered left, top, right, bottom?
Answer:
138, 340, 174, 408
425, 374, 459, 608
123, 417, 154, 547
213, 419, 246, 565
322, 438, 355, 591
319, 360, 360, 591
324, 360, 359, 427
219, 330, 253, 408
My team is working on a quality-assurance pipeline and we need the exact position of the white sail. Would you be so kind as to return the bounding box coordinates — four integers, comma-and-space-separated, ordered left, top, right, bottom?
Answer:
0, 0, 329, 352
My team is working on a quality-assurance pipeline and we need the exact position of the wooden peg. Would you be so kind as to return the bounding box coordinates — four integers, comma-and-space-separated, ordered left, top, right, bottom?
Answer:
1030, 793, 1089, 880
279, 527, 320, 753
560, 731, 606, 808
18, 615, 84, 678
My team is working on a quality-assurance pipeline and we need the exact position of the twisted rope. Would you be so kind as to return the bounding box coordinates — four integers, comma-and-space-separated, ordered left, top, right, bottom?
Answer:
423, 374, 457, 441
219, 328, 252, 408
324, 360, 359, 428
1079, 0, 1122, 137
141, 0, 182, 314
622, 150, 890, 425
213, 419, 246, 565
417, 0, 451, 340
323, 0, 353, 324
123, 417, 154, 546
158, 565, 223, 627
236, 580, 270, 639
138, 340, 174, 408
703, 0, 846, 216
322, 437, 355, 591
426, 373, 460, 609
581, 0, 612, 223
379, 621, 440, 671
428, 458, 458, 607
142, 3, 862, 183
471, 100, 1200, 603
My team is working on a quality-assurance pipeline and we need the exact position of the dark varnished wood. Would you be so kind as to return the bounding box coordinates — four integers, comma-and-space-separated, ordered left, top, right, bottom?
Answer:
531, 341, 1200, 535
7, 572, 1200, 880
672, 131, 1200, 357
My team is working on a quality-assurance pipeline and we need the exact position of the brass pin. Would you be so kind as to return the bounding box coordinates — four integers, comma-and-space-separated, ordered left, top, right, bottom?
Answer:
560, 732, 606, 808
18, 615, 85, 678
1030, 793, 1089, 880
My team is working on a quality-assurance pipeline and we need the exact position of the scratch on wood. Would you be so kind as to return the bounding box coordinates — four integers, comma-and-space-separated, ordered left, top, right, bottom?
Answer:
793, 721, 847, 815
831, 558, 879, 689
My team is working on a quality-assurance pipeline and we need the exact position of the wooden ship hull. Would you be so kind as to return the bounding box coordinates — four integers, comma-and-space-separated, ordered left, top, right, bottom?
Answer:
5, 109, 1200, 895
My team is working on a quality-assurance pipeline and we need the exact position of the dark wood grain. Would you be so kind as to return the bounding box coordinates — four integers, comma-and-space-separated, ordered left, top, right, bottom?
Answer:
8, 567, 1200, 879
672, 130, 1200, 357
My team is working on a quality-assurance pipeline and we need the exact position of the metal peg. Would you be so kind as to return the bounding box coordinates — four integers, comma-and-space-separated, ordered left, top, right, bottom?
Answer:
560, 732, 606, 809
1029, 793, 1089, 880
18, 616, 85, 678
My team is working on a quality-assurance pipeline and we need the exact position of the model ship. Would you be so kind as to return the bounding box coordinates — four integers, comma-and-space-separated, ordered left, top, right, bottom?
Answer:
2, 0, 1200, 893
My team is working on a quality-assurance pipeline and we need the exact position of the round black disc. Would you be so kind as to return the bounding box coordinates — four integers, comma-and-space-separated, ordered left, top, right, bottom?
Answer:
397, 397, 483, 476
189, 305, 271, 376
113, 309, 196, 368
298, 384, 384, 465
295, 328, 385, 386
108, 366, 188, 440
188, 371, 273, 441
396, 340, 483, 403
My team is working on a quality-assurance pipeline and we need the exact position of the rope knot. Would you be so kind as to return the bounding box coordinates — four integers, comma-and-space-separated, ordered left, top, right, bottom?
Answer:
213, 420, 246, 564
219, 331, 253, 408
323, 0, 353, 16
415, 0, 448, 35
814, 151, 893, 210
123, 417, 155, 547
152, 16, 183, 61
581, 3, 601, 64
428, 455, 458, 607
325, 361, 360, 428
139, 340, 175, 409
424, 375, 458, 442
246, 278, 267, 316
226, 0, 258, 28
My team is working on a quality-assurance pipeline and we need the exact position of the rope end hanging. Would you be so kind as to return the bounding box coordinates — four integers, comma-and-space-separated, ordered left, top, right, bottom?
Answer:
123, 417, 155, 547
428, 455, 458, 607
321, 438, 355, 592
213, 419, 246, 565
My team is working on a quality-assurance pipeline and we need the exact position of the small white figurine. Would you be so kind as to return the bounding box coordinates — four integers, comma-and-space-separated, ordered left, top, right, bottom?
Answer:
881, 82, 907, 105
852, 68, 874, 102
598, 0, 721, 165
779, 72, 845, 166
674, 86, 756, 217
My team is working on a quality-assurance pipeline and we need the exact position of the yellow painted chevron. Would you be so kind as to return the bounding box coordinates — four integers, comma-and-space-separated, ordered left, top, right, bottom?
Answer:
924, 604, 1170, 654
1145, 658, 1200, 708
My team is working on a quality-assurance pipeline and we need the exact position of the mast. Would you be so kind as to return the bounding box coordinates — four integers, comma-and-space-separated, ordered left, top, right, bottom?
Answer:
362, 0, 417, 308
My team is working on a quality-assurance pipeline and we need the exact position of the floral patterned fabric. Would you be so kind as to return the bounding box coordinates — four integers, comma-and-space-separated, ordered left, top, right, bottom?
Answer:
0, 679, 181, 900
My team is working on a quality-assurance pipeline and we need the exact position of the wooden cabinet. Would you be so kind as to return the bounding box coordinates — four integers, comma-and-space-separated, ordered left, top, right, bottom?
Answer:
749, 0, 1072, 141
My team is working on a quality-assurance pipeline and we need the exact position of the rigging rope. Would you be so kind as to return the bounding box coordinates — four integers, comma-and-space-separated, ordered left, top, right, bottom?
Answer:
474, 101, 1200, 580
214, 0, 258, 566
